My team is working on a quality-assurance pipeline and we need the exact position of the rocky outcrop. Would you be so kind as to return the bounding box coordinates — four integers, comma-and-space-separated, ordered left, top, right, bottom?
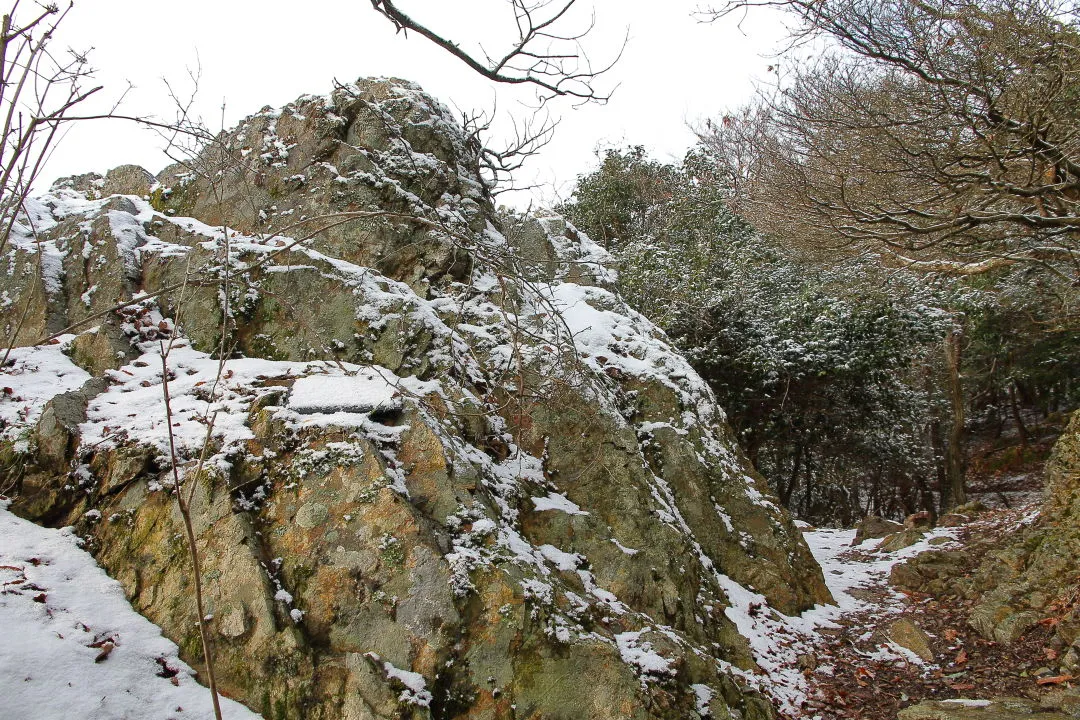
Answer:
0, 78, 830, 719
893, 410, 1080, 674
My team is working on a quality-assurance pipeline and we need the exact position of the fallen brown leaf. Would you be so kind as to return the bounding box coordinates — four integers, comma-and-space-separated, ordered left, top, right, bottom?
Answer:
94, 641, 115, 663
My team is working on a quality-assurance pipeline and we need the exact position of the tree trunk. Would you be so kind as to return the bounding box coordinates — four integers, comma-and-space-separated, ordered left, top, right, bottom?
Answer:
942, 325, 968, 511
801, 453, 814, 519
868, 467, 880, 517
1009, 381, 1030, 448
744, 432, 762, 470
925, 370, 948, 511
781, 442, 803, 507
991, 384, 1004, 439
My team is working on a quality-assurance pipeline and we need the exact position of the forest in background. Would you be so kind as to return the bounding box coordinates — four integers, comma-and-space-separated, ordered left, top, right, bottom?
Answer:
555, 0, 1080, 525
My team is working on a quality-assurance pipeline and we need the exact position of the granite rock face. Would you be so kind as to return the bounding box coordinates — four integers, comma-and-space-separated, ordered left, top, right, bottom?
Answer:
0, 78, 830, 719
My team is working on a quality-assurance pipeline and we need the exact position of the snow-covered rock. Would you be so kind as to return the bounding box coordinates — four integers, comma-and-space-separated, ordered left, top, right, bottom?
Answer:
0, 78, 830, 719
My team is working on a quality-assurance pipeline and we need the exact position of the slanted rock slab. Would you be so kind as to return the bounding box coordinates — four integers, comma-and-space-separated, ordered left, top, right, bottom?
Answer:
899, 698, 1073, 720
880, 618, 935, 662
879, 528, 927, 552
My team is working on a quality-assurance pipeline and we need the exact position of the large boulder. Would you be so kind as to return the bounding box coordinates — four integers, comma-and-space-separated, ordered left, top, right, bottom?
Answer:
0, 78, 831, 720
899, 697, 1078, 720
852, 515, 903, 545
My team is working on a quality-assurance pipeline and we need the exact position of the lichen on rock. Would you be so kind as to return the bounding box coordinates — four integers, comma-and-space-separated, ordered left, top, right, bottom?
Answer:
0, 78, 831, 719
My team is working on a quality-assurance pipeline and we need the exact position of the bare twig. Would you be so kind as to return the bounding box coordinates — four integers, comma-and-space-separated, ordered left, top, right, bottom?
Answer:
159, 345, 224, 720
370, 0, 622, 105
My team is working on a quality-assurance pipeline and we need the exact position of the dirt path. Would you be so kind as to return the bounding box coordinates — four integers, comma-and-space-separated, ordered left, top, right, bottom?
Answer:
794, 508, 1071, 720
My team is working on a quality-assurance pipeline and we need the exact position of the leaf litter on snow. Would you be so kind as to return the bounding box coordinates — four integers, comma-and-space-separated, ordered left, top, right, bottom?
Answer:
793, 507, 1073, 720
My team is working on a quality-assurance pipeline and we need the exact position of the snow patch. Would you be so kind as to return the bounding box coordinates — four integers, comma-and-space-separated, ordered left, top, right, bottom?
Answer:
615, 629, 676, 680
531, 492, 588, 515
288, 370, 402, 414
0, 501, 260, 719
370, 655, 432, 708
0, 336, 92, 449
691, 683, 714, 716
942, 699, 993, 708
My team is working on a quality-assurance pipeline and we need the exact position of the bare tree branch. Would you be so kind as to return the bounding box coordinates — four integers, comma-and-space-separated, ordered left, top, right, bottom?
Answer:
697, 0, 1080, 275
369, 0, 622, 105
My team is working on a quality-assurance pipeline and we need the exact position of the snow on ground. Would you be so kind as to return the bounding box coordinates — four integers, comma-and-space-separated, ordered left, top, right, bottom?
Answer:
75, 337, 435, 479
730, 524, 964, 715
803, 526, 961, 616
0, 500, 261, 720
81, 339, 292, 467
0, 336, 91, 449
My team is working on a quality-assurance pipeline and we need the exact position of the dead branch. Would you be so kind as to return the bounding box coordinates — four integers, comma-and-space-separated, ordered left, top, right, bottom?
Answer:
370, 0, 621, 105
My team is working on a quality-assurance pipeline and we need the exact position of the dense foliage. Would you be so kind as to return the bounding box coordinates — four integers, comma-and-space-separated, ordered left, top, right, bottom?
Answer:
561, 147, 962, 523
960, 264, 1080, 437
561, 140, 1080, 524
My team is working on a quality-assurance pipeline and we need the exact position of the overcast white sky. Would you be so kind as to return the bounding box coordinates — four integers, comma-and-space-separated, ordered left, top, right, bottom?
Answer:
43, 0, 786, 207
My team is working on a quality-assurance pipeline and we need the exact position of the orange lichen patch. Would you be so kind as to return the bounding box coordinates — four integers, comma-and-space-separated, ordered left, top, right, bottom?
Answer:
472, 575, 522, 645
466, 688, 514, 718
303, 565, 356, 632
242, 437, 266, 457
399, 425, 448, 476
332, 454, 389, 496
276, 521, 321, 559
398, 421, 452, 511
606, 691, 637, 718
519, 505, 579, 553
362, 488, 421, 539
410, 637, 440, 679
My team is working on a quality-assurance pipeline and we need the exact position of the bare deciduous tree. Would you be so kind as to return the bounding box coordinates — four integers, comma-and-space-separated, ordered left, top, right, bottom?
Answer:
461, 103, 559, 192
699, 0, 1080, 277
0, 1, 101, 255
